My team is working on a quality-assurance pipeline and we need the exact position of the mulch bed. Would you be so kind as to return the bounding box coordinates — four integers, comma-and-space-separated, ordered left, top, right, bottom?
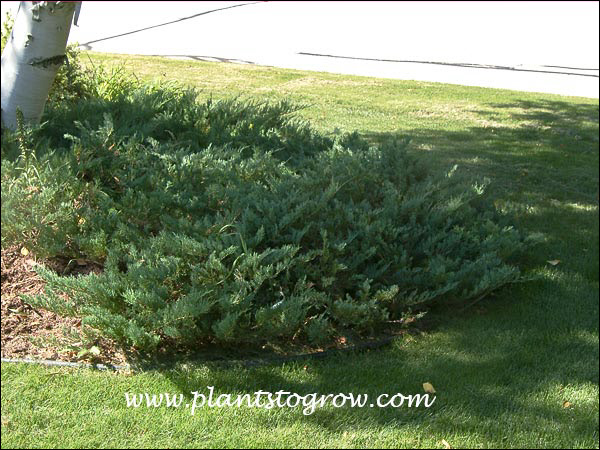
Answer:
1, 246, 128, 366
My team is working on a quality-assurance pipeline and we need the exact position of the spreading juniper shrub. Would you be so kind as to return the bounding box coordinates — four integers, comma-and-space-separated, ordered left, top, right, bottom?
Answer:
2, 78, 532, 353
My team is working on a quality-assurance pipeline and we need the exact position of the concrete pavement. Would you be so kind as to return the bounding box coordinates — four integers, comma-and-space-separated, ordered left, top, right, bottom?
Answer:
1, 1, 598, 98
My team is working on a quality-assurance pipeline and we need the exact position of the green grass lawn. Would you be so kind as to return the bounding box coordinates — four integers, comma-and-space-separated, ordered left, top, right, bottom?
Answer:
2, 53, 598, 449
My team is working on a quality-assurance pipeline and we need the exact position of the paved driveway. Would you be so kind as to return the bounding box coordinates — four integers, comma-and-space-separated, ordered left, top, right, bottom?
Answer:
2, 1, 598, 98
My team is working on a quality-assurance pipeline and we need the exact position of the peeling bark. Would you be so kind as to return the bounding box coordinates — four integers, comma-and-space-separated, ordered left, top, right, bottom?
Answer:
1, 1, 79, 129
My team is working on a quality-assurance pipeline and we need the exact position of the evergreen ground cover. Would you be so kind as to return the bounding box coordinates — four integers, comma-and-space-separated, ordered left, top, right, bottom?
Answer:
1, 51, 598, 448
2, 80, 532, 353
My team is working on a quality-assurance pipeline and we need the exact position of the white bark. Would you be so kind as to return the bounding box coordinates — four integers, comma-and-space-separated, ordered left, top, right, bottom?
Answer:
1, 1, 77, 130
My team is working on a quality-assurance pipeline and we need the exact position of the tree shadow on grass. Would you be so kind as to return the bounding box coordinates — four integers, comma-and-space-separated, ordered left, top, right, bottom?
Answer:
365, 98, 599, 275
365, 98, 598, 199
151, 98, 598, 443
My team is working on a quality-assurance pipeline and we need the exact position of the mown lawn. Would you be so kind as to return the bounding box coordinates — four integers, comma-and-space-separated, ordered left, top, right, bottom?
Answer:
1, 53, 598, 449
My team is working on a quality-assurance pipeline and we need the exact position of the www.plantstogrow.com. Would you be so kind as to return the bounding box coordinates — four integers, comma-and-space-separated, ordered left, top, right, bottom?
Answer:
125, 387, 437, 416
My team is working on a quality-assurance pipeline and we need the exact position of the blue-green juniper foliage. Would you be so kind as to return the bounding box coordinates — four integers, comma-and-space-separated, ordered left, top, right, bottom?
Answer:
1, 77, 533, 352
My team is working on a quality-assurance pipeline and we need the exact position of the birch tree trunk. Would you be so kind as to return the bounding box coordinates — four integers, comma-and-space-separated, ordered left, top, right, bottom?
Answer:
1, 1, 78, 130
